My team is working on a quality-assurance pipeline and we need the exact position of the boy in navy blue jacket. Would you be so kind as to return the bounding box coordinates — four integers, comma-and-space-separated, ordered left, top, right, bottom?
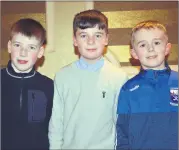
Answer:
116, 20, 178, 150
1, 18, 54, 150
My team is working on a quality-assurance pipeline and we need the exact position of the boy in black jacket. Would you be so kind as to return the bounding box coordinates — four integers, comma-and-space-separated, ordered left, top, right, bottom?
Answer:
1, 18, 54, 150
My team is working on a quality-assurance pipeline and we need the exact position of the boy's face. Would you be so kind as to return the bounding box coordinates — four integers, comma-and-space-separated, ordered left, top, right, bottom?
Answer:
8, 33, 44, 73
73, 25, 108, 63
131, 28, 171, 70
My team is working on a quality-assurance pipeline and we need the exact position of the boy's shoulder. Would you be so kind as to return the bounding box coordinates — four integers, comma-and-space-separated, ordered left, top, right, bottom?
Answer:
1, 67, 53, 85
1, 67, 8, 77
168, 70, 178, 87
121, 73, 141, 91
1, 66, 7, 71
57, 62, 74, 73
170, 70, 178, 79
103, 60, 128, 77
122, 70, 178, 91
54, 61, 76, 79
1, 67, 6, 73
35, 71, 53, 85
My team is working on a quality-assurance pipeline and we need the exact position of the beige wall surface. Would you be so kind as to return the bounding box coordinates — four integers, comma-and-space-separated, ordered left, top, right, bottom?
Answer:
1, 1, 178, 79
94, 1, 178, 66
38, 2, 88, 79
40, 1, 178, 79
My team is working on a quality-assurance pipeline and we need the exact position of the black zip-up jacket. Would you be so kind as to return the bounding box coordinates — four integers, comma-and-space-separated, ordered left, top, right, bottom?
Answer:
1, 61, 54, 150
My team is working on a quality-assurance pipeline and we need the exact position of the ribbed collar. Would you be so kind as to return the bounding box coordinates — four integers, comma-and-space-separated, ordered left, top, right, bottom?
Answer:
6, 60, 36, 78
76, 56, 104, 71
139, 62, 171, 79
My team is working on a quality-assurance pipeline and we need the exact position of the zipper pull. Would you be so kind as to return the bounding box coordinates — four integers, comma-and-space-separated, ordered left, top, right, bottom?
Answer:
20, 89, 22, 109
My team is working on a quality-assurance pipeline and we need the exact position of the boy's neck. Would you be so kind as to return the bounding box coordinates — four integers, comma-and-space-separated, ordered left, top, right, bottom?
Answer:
142, 66, 167, 71
80, 56, 103, 64
76, 56, 104, 71
142, 63, 167, 71
11, 63, 33, 73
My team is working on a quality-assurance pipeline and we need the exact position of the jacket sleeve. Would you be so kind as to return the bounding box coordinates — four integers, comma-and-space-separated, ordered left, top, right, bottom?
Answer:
48, 74, 64, 150
115, 86, 130, 150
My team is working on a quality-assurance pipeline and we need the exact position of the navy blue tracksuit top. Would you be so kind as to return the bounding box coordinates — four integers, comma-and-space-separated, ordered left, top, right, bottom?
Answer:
116, 65, 178, 150
1, 61, 54, 150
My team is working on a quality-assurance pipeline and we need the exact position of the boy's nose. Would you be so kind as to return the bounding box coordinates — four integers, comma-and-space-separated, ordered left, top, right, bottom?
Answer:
87, 37, 95, 45
20, 48, 28, 57
148, 45, 154, 52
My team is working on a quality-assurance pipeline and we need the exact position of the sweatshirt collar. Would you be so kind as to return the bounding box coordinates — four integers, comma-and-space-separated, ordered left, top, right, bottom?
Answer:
76, 56, 104, 71
6, 60, 36, 78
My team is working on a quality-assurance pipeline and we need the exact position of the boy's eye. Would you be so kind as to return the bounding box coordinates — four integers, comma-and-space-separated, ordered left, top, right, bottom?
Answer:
96, 34, 102, 38
139, 44, 146, 48
29, 46, 36, 50
80, 34, 86, 38
13, 43, 20, 47
154, 41, 160, 45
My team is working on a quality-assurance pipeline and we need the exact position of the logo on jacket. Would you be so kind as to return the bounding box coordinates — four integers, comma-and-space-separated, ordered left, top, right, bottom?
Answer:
170, 88, 178, 106
129, 85, 140, 91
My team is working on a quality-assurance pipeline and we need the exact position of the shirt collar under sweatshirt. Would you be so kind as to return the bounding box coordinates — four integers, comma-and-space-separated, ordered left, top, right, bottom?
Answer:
75, 56, 104, 71
6, 60, 36, 79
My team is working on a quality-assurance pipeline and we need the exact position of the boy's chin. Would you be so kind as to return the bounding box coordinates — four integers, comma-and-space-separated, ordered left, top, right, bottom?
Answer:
17, 68, 33, 73
83, 56, 102, 62
13, 65, 33, 73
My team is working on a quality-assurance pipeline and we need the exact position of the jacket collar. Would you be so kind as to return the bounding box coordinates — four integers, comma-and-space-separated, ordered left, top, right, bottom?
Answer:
139, 62, 171, 79
6, 60, 36, 79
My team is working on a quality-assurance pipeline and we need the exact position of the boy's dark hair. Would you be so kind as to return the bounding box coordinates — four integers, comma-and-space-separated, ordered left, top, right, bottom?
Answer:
73, 9, 108, 36
10, 18, 46, 45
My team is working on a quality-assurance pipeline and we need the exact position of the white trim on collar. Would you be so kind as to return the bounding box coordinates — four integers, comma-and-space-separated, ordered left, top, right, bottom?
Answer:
6, 68, 36, 79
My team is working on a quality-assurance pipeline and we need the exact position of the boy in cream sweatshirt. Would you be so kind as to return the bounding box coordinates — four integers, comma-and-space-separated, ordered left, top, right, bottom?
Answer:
48, 9, 128, 149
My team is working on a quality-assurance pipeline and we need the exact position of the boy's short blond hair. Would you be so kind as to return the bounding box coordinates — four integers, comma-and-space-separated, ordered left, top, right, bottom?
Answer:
131, 20, 168, 47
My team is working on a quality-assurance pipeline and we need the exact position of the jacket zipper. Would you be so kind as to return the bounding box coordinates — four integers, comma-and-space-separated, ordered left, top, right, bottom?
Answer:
32, 93, 35, 121
20, 77, 24, 110
154, 71, 157, 79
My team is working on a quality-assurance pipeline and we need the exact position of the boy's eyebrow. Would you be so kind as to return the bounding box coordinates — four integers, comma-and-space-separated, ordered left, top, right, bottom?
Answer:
12, 41, 38, 47
79, 31, 104, 35
79, 31, 87, 34
152, 38, 162, 41
95, 32, 104, 35
28, 44, 38, 47
12, 41, 21, 43
137, 40, 146, 45
137, 38, 163, 45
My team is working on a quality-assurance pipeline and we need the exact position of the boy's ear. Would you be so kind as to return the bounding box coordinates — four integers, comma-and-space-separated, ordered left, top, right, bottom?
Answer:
165, 43, 171, 56
37, 46, 45, 58
104, 34, 109, 46
73, 35, 78, 47
130, 48, 138, 59
7, 40, 12, 53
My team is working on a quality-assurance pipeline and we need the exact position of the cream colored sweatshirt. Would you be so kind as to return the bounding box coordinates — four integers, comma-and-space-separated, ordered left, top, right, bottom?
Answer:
48, 58, 128, 149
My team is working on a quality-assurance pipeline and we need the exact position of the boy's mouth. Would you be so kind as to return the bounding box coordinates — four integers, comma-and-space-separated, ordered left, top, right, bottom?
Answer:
87, 48, 97, 52
147, 55, 157, 59
17, 59, 28, 64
